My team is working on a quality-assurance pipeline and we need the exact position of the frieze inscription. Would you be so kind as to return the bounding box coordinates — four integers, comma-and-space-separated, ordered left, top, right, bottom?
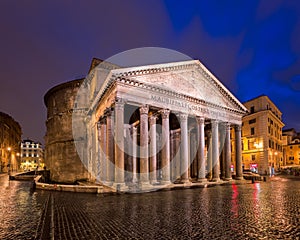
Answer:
150, 95, 238, 120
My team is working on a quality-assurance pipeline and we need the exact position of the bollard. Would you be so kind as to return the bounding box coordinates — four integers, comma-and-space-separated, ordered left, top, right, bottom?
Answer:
251, 177, 255, 184
263, 176, 267, 182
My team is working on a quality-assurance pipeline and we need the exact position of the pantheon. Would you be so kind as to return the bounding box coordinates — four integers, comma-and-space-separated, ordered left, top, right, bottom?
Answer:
44, 58, 248, 190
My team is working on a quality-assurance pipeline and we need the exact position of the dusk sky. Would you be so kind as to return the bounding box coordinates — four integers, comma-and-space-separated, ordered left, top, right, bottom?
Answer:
1, 0, 300, 143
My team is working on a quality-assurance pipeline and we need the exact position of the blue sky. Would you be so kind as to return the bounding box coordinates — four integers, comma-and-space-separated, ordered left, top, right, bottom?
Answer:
0, 0, 299, 142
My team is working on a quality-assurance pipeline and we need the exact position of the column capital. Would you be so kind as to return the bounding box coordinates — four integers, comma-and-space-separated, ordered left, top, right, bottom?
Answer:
104, 107, 113, 116
235, 124, 242, 132
178, 113, 188, 122
115, 97, 125, 110
225, 122, 231, 131
139, 105, 149, 115
160, 109, 170, 119
115, 96, 124, 103
196, 116, 205, 124
149, 115, 157, 125
211, 119, 219, 125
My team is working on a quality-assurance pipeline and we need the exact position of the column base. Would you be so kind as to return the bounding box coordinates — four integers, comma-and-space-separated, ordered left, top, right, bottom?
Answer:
180, 179, 191, 184
212, 177, 220, 182
139, 181, 156, 192
235, 177, 244, 180
150, 180, 160, 185
197, 178, 207, 183
139, 181, 151, 186
160, 180, 172, 185
224, 177, 232, 181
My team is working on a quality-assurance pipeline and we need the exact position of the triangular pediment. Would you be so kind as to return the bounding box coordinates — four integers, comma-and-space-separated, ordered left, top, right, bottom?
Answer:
110, 60, 247, 113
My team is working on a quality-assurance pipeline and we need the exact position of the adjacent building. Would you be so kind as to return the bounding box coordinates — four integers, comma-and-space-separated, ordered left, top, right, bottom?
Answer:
282, 128, 300, 166
241, 95, 284, 175
44, 58, 248, 187
20, 139, 44, 171
0, 111, 22, 173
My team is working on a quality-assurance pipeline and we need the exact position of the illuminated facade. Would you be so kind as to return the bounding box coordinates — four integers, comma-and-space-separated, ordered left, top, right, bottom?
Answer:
0, 112, 22, 173
282, 129, 300, 166
20, 139, 44, 171
241, 95, 284, 175
80, 59, 248, 188
45, 59, 248, 186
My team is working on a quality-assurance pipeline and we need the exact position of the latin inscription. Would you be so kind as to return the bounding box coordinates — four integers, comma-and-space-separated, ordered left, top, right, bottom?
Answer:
150, 95, 238, 120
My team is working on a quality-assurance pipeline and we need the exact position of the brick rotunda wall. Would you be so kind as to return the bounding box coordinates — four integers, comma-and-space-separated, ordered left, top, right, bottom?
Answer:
44, 79, 90, 183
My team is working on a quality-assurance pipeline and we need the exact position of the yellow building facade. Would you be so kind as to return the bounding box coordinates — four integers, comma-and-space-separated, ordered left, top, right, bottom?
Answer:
241, 95, 284, 175
282, 129, 300, 166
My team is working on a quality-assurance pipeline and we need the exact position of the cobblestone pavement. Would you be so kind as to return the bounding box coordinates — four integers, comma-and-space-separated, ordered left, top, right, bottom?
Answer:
1, 175, 300, 239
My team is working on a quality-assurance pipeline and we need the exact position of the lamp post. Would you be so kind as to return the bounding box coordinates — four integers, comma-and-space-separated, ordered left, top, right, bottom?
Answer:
7, 147, 11, 178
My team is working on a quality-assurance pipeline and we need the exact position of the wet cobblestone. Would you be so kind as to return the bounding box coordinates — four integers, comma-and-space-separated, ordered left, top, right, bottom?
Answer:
1, 174, 300, 239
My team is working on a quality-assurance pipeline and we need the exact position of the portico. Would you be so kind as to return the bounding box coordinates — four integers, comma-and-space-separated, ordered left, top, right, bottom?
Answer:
85, 60, 248, 190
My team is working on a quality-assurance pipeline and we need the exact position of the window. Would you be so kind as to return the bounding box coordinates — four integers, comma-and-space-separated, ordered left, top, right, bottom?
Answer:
249, 118, 256, 124
251, 127, 255, 135
250, 106, 255, 113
